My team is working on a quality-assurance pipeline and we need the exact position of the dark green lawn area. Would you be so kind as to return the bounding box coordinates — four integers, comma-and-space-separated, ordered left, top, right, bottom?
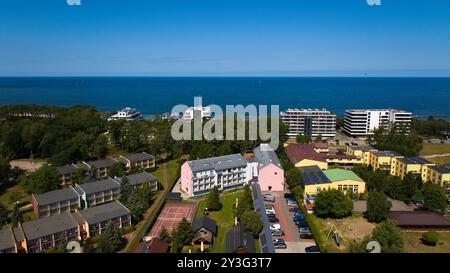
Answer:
404, 231, 450, 253
195, 190, 244, 253
0, 184, 31, 210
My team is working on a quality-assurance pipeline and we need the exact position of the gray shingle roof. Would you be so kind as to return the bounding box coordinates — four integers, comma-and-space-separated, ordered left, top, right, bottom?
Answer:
33, 187, 79, 206
120, 152, 154, 162
75, 177, 120, 195
78, 201, 130, 224
188, 154, 247, 173
300, 166, 331, 185
399, 156, 432, 164
226, 223, 255, 253
348, 145, 376, 152
0, 229, 15, 251
85, 158, 116, 169
372, 150, 401, 157
121, 171, 157, 186
431, 165, 450, 174
56, 164, 79, 175
21, 212, 79, 241
253, 144, 281, 168
193, 215, 217, 235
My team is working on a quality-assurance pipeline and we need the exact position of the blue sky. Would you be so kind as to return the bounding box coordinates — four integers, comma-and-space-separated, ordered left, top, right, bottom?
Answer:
1, 0, 449, 76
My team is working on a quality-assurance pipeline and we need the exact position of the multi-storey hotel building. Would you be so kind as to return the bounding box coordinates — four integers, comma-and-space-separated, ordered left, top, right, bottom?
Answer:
343, 109, 412, 137
281, 108, 336, 138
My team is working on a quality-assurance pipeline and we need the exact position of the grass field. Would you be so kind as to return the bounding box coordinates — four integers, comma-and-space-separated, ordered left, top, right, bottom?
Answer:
404, 232, 450, 253
420, 143, 450, 156
0, 184, 31, 210
428, 155, 450, 165
195, 190, 243, 253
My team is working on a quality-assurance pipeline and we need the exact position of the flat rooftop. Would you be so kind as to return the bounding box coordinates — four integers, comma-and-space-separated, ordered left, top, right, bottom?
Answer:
399, 157, 432, 165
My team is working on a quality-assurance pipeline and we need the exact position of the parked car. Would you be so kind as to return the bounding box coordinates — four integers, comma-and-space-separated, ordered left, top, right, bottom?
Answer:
300, 233, 314, 239
265, 206, 276, 215
404, 200, 413, 206
268, 217, 279, 223
305, 245, 320, 253
274, 243, 287, 249
270, 224, 281, 231
299, 227, 310, 233
416, 200, 424, 207
271, 230, 284, 237
289, 207, 300, 212
295, 222, 307, 228
273, 238, 285, 244
264, 194, 275, 202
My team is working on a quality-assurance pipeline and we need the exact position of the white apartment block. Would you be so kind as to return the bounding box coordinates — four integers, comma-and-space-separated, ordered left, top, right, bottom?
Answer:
343, 109, 412, 137
281, 108, 336, 138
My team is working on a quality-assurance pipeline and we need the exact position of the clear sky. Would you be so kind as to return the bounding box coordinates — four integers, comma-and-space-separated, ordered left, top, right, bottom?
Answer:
1, 0, 449, 76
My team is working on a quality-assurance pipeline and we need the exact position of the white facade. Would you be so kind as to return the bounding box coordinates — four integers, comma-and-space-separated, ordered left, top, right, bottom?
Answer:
108, 107, 144, 121
343, 109, 412, 137
281, 108, 336, 138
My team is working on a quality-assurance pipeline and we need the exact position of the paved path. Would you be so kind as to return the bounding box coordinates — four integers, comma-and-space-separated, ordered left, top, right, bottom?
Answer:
423, 153, 450, 158
124, 163, 169, 252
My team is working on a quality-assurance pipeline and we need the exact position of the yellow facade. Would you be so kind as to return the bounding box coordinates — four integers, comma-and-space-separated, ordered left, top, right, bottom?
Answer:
395, 160, 435, 180
326, 157, 363, 165
304, 180, 366, 196
346, 146, 376, 165
295, 159, 328, 170
424, 166, 450, 189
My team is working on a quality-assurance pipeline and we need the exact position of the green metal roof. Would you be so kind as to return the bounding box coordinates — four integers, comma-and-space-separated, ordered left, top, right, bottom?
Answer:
322, 169, 364, 182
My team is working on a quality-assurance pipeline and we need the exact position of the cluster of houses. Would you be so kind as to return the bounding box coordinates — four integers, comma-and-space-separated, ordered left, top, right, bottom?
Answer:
0, 153, 158, 253
57, 152, 155, 186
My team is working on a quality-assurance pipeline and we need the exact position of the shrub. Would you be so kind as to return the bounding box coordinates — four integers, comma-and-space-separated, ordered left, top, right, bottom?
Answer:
421, 231, 439, 246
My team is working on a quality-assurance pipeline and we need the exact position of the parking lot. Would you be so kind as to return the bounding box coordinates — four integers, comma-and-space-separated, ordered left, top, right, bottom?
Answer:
264, 192, 317, 253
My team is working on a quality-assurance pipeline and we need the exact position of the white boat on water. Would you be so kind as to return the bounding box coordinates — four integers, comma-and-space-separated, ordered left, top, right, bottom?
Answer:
108, 107, 144, 121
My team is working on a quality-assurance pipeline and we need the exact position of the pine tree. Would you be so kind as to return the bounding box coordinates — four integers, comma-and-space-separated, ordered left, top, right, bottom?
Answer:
159, 226, 171, 243
206, 186, 222, 211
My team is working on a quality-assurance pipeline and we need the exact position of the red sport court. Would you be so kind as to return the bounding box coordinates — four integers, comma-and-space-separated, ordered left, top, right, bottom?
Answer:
148, 203, 197, 238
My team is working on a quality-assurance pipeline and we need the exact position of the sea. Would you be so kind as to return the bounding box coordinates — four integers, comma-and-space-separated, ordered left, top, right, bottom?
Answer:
0, 77, 449, 119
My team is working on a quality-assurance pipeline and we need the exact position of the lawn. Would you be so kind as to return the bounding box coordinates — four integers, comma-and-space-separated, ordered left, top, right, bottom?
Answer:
0, 184, 31, 210
429, 155, 450, 165
404, 232, 450, 253
419, 143, 450, 156
195, 190, 243, 253
151, 159, 180, 188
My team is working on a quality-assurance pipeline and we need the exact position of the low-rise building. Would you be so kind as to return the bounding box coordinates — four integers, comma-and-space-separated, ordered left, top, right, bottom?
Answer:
425, 165, 450, 189
75, 201, 131, 237
83, 158, 117, 179
226, 223, 255, 253
56, 164, 80, 187
369, 150, 402, 172
253, 144, 285, 192
192, 215, 217, 246
0, 229, 18, 253
285, 143, 328, 169
346, 145, 377, 165
32, 187, 80, 218
181, 154, 249, 196
120, 171, 158, 191
393, 157, 435, 180
300, 166, 366, 196
118, 152, 155, 170
74, 177, 121, 208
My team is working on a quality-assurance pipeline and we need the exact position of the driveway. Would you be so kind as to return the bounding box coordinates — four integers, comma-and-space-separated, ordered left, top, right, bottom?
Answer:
271, 192, 316, 253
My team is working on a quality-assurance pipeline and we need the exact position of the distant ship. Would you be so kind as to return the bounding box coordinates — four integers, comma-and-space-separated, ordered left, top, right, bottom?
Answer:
108, 107, 144, 121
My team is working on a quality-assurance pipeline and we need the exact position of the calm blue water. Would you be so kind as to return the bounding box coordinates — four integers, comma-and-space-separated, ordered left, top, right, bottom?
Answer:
0, 77, 449, 117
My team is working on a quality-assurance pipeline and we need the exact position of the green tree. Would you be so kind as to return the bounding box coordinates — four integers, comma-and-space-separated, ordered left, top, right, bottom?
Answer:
0, 203, 9, 225
235, 185, 254, 219
119, 177, 132, 204
108, 161, 126, 178
206, 186, 222, 211
240, 210, 263, 237
314, 189, 353, 218
11, 202, 22, 227
71, 168, 86, 185
296, 133, 311, 144
423, 183, 448, 213
82, 238, 96, 253
97, 221, 123, 253
170, 231, 181, 253
366, 191, 392, 223
285, 168, 304, 188
126, 190, 146, 222
174, 218, 195, 246
371, 220, 404, 253
139, 181, 152, 206
93, 135, 109, 159
348, 236, 372, 253
24, 165, 60, 194
159, 226, 171, 243
0, 155, 11, 188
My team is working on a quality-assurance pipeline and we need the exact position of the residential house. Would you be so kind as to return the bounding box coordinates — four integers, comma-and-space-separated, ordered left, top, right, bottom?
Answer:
226, 223, 255, 253
192, 215, 217, 246
425, 165, 450, 190
0, 229, 18, 253
56, 164, 79, 187
118, 152, 155, 171
74, 177, 121, 208
368, 150, 402, 172
393, 157, 435, 180
253, 144, 285, 192
82, 158, 117, 179
119, 171, 158, 191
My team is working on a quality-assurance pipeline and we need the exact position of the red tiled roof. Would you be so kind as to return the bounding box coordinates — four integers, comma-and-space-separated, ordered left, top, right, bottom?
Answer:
326, 154, 358, 160
285, 144, 326, 164
313, 142, 328, 149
